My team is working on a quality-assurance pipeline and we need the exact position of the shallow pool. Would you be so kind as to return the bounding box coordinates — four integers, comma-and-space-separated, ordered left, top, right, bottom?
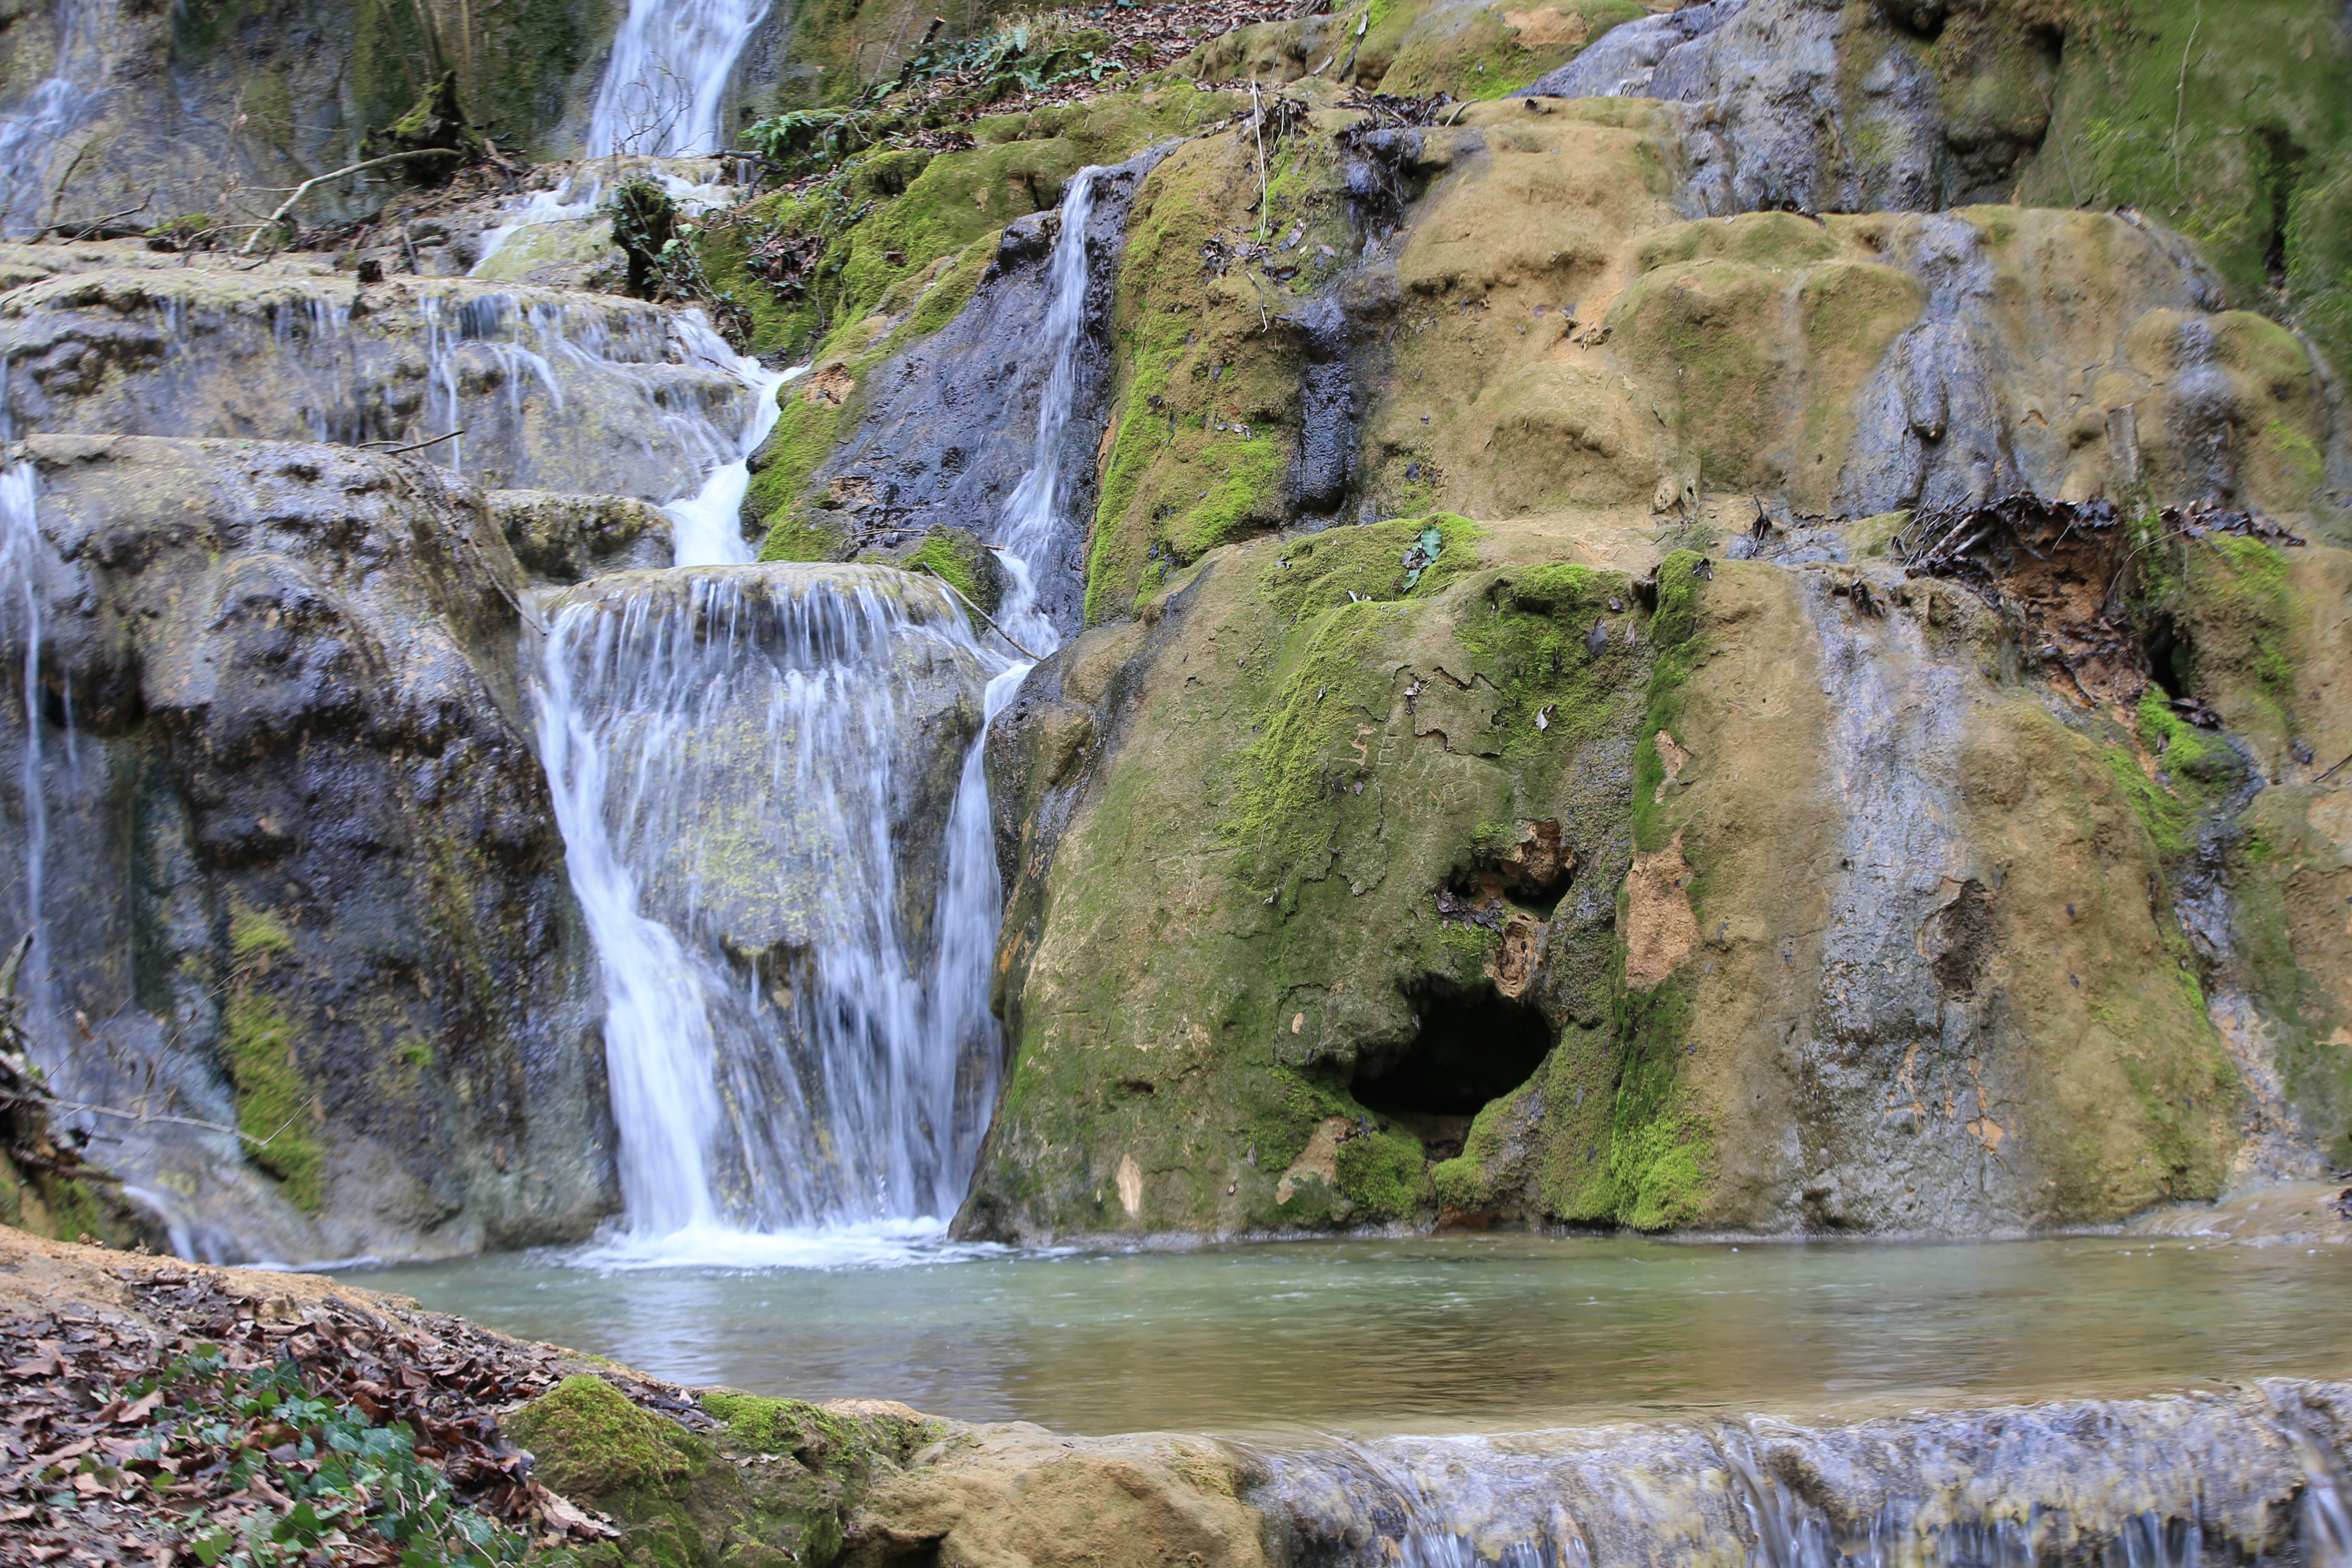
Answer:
343, 1229, 2352, 1437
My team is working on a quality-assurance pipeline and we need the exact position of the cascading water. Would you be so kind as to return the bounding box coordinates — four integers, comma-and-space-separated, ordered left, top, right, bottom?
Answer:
665, 356, 794, 567
0, 0, 108, 236
534, 569, 1005, 1246
992, 165, 1102, 653
470, 175, 609, 276
525, 160, 1111, 1250
0, 462, 53, 956
584, 0, 775, 157
3, 276, 779, 504
1252, 1403, 2352, 1568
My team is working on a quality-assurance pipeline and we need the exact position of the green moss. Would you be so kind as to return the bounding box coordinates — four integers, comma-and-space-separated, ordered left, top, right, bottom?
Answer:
2012, 0, 2352, 379
1608, 259, 1783, 489
2101, 742, 2194, 859
1429, 1152, 1491, 1212
1629, 549, 1710, 851
1380, 0, 1645, 97
2182, 534, 2299, 728
1602, 975, 1708, 1229
751, 395, 851, 560
505, 1376, 703, 1501
1222, 599, 1392, 872
1164, 436, 1290, 560
1634, 212, 1841, 274
1259, 513, 1481, 622
897, 235, 994, 341
1333, 1125, 1432, 1218
230, 907, 293, 959
1436, 918, 1505, 975
1082, 133, 1350, 622
1454, 560, 1642, 759
906, 532, 977, 598
224, 990, 323, 1212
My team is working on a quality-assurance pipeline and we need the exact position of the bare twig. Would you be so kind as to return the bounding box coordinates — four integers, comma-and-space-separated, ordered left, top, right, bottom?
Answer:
39, 201, 148, 242
1250, 78, 1272, 243
239, 150, 453, 254
364, 428, 465, 456
914, 561, 1045, 660
35, 1097, 307, 1149
2168, 0, 2201, 195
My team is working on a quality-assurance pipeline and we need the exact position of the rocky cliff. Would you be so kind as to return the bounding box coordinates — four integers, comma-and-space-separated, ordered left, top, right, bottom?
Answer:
2, 0, 2349, 1257
0, 433, 616, 1262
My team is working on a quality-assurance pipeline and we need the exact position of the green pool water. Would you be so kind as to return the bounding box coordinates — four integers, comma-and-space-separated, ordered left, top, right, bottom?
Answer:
342, 1229, 2352, 1438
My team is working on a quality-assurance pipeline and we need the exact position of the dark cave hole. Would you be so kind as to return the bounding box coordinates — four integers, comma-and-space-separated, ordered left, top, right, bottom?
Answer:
1352, 983, 1555, 1148
2141, 612, 2191, 701
2257, 127, 2307, 295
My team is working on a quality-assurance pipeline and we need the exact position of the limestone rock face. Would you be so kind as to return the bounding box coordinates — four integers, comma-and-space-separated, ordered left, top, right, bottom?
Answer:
749, 144, 1174, 640
958, 78, 2352, 1241
3, 432, 609, 1263
489, 489, 672, 582
0, 264, 756, 503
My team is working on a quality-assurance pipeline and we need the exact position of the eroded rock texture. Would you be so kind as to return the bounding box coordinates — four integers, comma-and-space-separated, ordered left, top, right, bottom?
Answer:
2, 433, 610, 1262
956, 89, 2352, 1240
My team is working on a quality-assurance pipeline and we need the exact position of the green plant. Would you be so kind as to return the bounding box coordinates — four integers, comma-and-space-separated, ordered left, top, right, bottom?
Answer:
89, 1352, 557, 1567
608, 180, 752, 340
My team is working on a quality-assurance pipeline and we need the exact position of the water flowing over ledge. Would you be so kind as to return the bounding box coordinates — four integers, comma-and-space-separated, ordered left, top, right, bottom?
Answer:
1, 274, 770, 500
533, 564, 1009, 1235
1250, 1382, 2352, 1568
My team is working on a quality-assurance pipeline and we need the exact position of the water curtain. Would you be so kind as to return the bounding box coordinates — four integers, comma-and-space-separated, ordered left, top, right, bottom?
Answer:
585, 0, 777, 156
992, 165, 1102, 654
535, 569, 1006, 1233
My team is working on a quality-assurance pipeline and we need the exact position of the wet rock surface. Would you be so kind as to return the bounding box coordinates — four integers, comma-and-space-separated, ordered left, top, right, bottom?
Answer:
1254, 1380, 2352, 1566
0, 264, 757, 501
757, 143, 1176, 640
489, 489, 673, 582
4, 433, 609, 1263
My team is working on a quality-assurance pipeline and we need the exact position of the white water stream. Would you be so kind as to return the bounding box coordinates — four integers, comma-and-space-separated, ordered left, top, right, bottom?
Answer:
584, 0, 775, 157
992, 166, 1101, 653
533, 568, 1010, 1247
0, 463, 53, 949
0, 0, 108, 236
525, 165, 1108, 1252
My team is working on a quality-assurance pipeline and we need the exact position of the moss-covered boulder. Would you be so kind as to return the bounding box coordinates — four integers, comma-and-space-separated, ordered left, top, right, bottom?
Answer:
967, 504, 2289, 1236
505, 1377, 950, 1568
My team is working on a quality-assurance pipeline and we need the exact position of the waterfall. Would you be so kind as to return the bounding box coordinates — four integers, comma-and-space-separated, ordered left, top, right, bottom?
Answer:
0, 463, 52, 950
584, 0, 775, 157
0, 0, 107, 236
991, 165, 1102, 654
525, 164, 1120, 1253
666, 355, 794, 567
1252, 1408, 2352, 1568
534, 568, 1008, 1249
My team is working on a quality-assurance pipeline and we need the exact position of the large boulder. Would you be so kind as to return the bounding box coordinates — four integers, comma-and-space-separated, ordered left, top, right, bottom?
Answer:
2, 432, 610, 1262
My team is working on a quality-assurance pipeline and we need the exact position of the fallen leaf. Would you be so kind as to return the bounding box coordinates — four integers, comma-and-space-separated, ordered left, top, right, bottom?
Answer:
532, 1483, 619, 1539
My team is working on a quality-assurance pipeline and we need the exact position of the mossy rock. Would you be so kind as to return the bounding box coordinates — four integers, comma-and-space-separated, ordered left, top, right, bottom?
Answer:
506, 1378, 919, 1568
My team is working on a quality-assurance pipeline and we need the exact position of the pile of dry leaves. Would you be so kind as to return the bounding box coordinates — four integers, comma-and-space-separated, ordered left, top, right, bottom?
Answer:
0, 1238, 692, 1565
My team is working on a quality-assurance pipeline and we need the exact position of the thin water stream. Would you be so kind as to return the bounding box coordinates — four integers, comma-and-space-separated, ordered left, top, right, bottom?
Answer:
346, 1232, 2352, 1438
